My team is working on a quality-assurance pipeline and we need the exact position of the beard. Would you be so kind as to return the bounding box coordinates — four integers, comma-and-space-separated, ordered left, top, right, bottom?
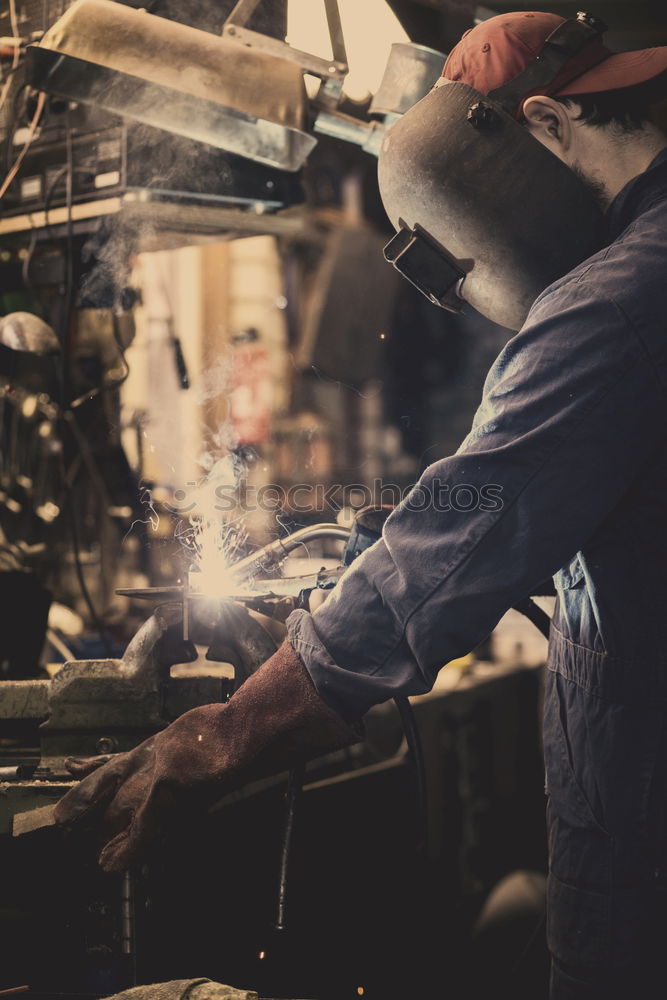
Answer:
571, 160, 610, 210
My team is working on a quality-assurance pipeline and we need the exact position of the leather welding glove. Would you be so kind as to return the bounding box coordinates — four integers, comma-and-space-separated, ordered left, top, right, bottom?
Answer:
54, 641, 360, 873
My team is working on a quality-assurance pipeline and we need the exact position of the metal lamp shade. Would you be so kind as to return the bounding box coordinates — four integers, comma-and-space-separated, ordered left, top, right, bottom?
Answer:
0, 313, 61, 355
28, 0, 316, 171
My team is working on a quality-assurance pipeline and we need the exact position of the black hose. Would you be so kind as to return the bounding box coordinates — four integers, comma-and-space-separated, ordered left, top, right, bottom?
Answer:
275, 763, 305, 932
512, 597, 552, 639
391, 598, 550, 860
394, 695, 428, 855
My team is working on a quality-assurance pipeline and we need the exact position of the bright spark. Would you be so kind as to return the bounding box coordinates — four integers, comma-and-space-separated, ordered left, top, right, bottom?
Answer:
123, 487, 160, 542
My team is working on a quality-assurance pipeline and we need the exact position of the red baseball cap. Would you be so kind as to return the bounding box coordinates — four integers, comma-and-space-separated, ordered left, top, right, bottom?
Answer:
443, 11, 667, 116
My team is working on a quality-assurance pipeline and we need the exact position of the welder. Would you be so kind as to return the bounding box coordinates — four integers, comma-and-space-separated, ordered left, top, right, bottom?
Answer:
55, 11, 667, 999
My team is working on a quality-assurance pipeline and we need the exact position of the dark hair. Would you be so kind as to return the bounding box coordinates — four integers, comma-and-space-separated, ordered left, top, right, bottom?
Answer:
555, 71, 667, 133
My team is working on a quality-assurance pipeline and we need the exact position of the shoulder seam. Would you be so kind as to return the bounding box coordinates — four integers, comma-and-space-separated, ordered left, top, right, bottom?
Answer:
608, 295, 667, 393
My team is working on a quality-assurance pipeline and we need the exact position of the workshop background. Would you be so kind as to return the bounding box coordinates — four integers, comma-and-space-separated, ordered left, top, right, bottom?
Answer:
0, 2, 665, 1000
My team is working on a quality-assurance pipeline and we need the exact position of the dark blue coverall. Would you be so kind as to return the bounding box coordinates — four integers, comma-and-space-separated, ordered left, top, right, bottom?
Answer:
287, 148, 667, 997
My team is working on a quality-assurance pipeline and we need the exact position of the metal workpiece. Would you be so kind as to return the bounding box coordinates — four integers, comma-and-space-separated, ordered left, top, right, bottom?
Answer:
119, 568, 343, 602
118, 521, 350, 602
0, 782, 72, 836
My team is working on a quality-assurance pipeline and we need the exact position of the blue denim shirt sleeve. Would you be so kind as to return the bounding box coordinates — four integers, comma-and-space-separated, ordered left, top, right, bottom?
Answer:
286, 278, 666, 720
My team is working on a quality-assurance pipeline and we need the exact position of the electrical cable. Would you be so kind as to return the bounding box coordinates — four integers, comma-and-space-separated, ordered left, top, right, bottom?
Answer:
1, 15, 118, 655
22, 164, 89, 314
41, 159, 132, 406
56, 109, 112, 656
46, 626, 75, 663
60, 420, 114, 658
63, 105, 74, 348
394, 695, 428, 855
69, 317, 131, 408
0, 89, 45, 200
0, 0, 20, 116
512, 596, 552, 639
0, 60, 22, 92
5, 87, 57, 314
20, 225, 38, 297
4, 80, 52, 174
5, 80, 30, 173
62, 468, 113, 656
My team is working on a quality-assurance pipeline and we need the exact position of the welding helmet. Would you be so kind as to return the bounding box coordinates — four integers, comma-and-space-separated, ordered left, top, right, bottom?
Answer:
379, 11, 667, 330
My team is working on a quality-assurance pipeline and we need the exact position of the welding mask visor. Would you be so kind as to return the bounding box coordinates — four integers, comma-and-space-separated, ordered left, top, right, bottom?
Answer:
378, 78, 606, 331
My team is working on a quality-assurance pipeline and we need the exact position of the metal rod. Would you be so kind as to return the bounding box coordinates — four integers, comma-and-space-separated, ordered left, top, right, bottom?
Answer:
223, 0, 263, 31
313, 109, 371, 146
182, 573, 190, 641
323, 0, 347, 69
235, 567, 343, 597
120, 871, 135, 959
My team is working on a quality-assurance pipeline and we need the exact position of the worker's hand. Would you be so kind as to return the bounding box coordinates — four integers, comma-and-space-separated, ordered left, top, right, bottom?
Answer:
54, 641, 359, 873
63, 753, 120, 777
55, 736, 163, 871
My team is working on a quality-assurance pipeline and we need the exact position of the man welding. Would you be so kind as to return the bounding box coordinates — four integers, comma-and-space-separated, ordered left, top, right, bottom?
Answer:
56, 11, 667, 999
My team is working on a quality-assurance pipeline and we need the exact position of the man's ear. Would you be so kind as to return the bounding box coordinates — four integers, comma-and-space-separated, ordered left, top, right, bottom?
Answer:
522, 95, 573, 157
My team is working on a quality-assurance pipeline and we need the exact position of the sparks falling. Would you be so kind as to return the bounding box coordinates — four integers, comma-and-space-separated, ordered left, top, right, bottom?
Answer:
177, 453, 249, 600
123, 487, 160, 542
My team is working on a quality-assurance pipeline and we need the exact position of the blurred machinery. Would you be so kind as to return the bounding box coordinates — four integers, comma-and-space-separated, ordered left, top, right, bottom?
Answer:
0, 0, 302, 238
2, 0, 446, 242
0, 0, 448, 670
